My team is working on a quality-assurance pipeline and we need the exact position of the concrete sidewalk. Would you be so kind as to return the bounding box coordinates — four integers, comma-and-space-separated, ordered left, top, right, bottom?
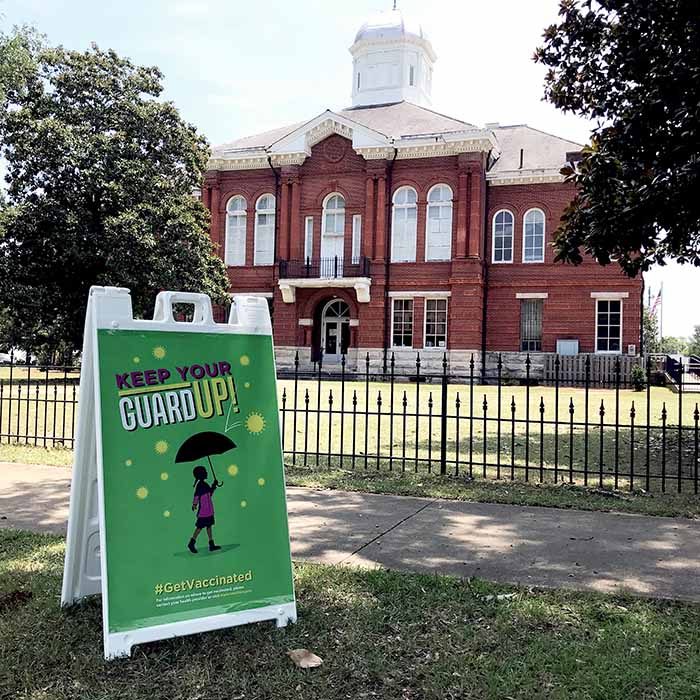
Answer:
2, 462, 700, 602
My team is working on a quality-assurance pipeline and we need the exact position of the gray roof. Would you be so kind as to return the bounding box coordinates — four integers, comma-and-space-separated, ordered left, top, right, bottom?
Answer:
210, 102, 584, 171
489, 124, 584, 173
211, 101, 476, 157
340, 101, 475, 138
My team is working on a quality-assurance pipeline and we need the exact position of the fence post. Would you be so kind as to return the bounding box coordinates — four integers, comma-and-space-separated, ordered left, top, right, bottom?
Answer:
440, 352, 448, 475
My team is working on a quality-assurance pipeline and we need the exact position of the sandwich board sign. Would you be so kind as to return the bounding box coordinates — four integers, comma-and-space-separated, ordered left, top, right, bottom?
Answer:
61, 286, 296, 659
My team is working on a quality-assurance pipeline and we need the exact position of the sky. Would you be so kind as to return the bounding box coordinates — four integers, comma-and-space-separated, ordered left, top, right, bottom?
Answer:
2, 0, 698, 336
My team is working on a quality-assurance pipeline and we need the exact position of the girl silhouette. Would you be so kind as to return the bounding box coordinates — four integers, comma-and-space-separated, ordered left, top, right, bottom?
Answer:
188, 465, 221, 554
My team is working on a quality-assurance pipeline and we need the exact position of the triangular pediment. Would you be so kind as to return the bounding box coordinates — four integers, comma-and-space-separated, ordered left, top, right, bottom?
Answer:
268, 110, 390, 158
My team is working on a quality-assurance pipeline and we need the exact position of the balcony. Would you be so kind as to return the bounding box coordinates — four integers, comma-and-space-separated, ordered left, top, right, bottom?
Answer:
277, 256, 372, 303
279, 256, 370, 279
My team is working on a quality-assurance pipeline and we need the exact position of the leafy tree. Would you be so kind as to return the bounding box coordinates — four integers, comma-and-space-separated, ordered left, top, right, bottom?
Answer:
0, 25, 40, 108
0, 38, 228, 357
688, 325, 700, 357
642, 310, 660, 353
660, 336, 689, 356
535, 0, 700, 276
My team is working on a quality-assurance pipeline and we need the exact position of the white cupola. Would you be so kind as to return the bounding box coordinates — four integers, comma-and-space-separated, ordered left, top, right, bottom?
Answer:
350, 6, 436, 108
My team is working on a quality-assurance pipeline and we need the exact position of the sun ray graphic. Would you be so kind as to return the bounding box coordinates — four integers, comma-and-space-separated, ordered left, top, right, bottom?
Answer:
246, 412, 266, 434
153, 346, 166, 360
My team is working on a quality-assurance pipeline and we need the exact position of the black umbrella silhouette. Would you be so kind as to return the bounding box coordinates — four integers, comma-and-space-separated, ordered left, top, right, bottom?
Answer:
175, 432, 236, 487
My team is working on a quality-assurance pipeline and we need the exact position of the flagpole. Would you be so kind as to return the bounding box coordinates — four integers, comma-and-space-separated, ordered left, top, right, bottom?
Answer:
659, 282, 664, 344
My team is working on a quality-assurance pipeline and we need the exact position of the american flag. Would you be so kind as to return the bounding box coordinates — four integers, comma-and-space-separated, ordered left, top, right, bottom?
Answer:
650, 288, 662, 316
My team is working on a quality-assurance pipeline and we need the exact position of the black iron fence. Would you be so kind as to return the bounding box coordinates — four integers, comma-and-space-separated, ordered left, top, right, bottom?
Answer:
2, 350, 699, 495
0, 355, 79, 448
279, 351, 700, 494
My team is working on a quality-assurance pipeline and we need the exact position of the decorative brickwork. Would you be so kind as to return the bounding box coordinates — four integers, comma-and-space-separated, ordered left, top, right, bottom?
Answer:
203, 134, 642, 370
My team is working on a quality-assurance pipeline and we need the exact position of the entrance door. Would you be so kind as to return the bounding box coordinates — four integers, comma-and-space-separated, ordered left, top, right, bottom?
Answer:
321, 299, 350, 362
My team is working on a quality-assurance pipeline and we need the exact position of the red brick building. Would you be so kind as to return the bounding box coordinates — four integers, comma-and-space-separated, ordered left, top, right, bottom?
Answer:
202, 8, 641, 374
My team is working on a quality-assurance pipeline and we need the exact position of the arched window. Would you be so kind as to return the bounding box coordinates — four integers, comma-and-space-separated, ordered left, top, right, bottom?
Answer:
492, 210, 514, 263
321, 194, 345, 275
225, 195, 247, 266
391, 186, 417, 262
425, 184, 453, 261
322, 194, 345, 237
254, 194, 275, 266
523, 208, 545, 263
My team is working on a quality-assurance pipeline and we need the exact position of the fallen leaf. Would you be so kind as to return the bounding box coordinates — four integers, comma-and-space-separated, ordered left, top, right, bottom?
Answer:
482, 593, 517, 602
287, 648, 323, 669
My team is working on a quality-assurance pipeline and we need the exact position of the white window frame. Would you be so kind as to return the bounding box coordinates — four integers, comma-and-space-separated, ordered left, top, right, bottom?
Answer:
492, 209, 514, 264
522, 208, 546, 263
391, 298, 414, 349
423, 297, 448, 350
352, 214, 362, 262
425, 184, 453, 262
595, 298, 623, 355
322, 193, 345, 239
253, 193, 275, 266
304, 216, 313, 261
224, 195, 247, 267
391, 186, 418, 263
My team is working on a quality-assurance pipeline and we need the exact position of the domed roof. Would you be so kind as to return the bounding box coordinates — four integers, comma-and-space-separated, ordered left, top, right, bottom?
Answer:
354, 8, 429, 44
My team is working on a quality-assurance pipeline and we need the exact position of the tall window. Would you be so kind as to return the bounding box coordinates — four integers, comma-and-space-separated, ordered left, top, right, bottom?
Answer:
323, 194, 345, 237
391, 186, 417, 262
304, 216, 313, 261
352, 214, 362, 262
225, 195, 247, 266
254, 194, 275, 266
492, 210, 514, 263
596, 299, 622, 353
425, 184, 453, 261
391, 299, 413, 348
424, 298, 448, 349
523, 209, 545, 262
520, 299, 543, 351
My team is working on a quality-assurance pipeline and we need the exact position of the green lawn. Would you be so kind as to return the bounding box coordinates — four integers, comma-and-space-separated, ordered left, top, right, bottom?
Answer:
285, 466, 700, 518
2, 529, 700, 700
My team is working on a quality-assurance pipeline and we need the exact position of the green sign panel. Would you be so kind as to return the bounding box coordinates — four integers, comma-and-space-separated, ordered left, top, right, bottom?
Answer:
96, 327, 295, 633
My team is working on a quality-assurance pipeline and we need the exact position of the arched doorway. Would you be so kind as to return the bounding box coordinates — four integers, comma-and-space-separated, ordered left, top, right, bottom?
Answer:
321, 299, 350, 362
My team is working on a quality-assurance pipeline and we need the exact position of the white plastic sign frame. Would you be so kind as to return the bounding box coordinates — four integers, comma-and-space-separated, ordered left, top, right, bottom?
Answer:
61, 286, 297, 659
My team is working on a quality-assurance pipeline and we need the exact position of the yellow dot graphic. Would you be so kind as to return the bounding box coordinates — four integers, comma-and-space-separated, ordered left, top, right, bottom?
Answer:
160, 472, 169, 481
163, 510, 171, 518
153, 346, 166, 360
240, 500, 247, 508
246, 412, 266, 434
228, 464, 239, 476
257, 478, 265, 487
133, 357, 140, 364
136, 487, 148, 500
155, 440, 169, 455
239, 355, 250, 366
244, 382, 251, 389
125, 459, 133, 467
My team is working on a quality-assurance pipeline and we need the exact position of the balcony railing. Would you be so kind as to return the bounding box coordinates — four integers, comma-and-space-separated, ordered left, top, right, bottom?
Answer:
279, 256, 370, 279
